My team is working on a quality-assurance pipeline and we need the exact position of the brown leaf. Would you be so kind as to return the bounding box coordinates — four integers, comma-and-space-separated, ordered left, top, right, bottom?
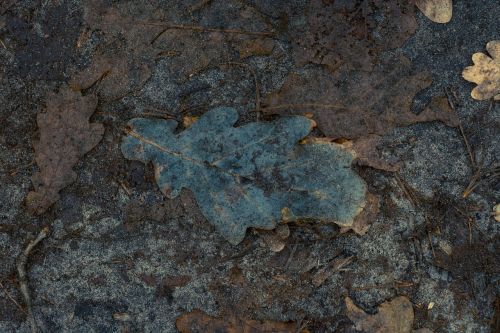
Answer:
462, 40, 500, 100
346, 296, 417, 333
415, 0, 453, 24
348, 96, 456, 171
26, 86, 104, 215
340, 193, 380, 235
176, 310, 296, 333
70, 1, 162, 100
263, 55, 457, 171
289, 0, 417, 72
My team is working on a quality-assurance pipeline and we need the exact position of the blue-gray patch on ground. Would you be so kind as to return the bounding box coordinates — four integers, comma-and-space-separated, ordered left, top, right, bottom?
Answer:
122, 107, 367, 244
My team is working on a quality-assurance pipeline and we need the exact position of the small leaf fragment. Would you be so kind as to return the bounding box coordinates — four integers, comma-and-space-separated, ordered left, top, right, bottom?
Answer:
121, 107, 367, 244
462, 41, 500, 101
416, 0, 453, 24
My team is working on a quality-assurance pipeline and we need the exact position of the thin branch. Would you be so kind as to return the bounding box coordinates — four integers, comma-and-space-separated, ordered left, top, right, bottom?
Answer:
259, 103, 351, 113
17, 227, 49, 333
145, 21, 275, 44
445, 89, 476, 169
0, 281, 27, 315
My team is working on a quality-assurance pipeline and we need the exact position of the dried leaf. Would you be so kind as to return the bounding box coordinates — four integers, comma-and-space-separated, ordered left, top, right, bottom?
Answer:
415, 0, 453, 24
462, 40, 500, 101
121, 107, 367, 244
264, 55, 457, 170
494, 203, 500, 222
346, 296, 429, 333
26, 86, 104, 215
70, 1, 162, 100
176, 309, 296, 333
289, 0, 417, 72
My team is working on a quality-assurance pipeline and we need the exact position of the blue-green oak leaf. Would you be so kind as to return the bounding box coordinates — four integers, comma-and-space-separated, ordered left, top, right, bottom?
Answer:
121, 107, 367, 244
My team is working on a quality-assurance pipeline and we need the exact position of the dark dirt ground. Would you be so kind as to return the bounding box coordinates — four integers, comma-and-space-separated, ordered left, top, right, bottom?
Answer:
0, 1, 499, 332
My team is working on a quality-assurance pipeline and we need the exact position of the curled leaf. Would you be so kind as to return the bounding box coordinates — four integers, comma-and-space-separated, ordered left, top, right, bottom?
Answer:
462, 40, 500, 101
415, 0, 453, 23
121, 107, 367, 244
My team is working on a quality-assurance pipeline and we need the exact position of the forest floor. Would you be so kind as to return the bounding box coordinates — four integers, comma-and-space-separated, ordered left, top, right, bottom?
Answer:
0, 1, 499, 332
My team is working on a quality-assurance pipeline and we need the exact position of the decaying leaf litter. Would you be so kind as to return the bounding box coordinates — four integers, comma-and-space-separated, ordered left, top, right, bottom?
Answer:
0, 0, 499, 332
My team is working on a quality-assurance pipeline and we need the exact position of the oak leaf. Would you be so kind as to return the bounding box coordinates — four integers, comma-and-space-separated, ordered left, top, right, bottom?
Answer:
121, 107, 367, 244
264, 55, 458, 171
26, 86, 104, 215
415, 0, 453, 24
462, 40, 500, 100
176, 309, 296, 333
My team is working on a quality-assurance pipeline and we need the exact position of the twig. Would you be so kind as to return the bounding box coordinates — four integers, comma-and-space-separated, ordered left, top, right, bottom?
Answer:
259, 103, 350, 113
451, 205, 487, 239
394, 173, 419, 206
142, 112, 176, 120
117, 180, 131, 196
394, 174, 435, 258
0, 38, 6, 49
462, 163, 483, 198
0, 281, 27, 315
462, 159, 499, 198
218, 62, 261, 119
147, 22, 275, 44
284, 243, 298, 270
445, 89, 476, 169
17, 227, 49, 333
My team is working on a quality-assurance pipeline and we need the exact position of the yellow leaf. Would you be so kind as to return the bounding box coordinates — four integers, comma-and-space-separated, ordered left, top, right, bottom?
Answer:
462, 41, 500, 101
415, 0, 453, 24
